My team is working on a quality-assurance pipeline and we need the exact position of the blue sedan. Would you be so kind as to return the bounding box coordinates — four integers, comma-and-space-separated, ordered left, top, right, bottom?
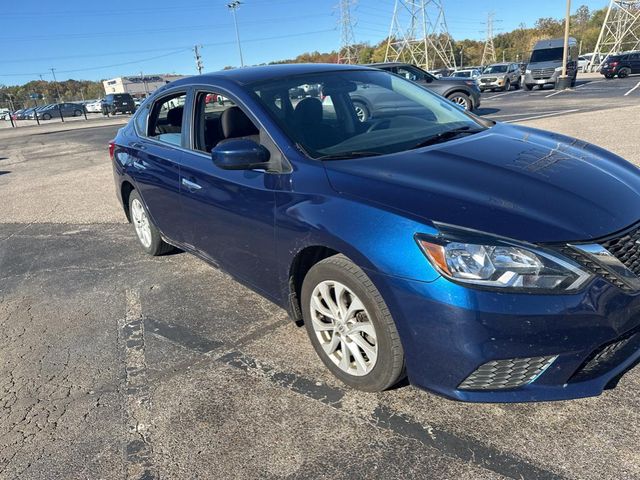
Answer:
110, 64, 640, 402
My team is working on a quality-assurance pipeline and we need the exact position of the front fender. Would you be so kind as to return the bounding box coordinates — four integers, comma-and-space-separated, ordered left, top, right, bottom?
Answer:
276, 191, 442, 289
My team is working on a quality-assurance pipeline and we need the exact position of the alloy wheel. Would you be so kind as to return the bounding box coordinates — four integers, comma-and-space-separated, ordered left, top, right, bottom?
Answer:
450, 95, 470, 109
309, 280, 378, 376
130, 198, 152, 249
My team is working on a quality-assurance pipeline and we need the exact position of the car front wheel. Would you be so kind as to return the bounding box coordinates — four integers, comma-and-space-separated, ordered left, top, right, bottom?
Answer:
301, 254, 405, 392
128, 190, 173, 256
352, 101, 370, 122
447, 92, 472, 110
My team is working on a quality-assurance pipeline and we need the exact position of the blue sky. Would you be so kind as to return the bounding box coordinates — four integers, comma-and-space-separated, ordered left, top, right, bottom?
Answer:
1, 0, 608, 85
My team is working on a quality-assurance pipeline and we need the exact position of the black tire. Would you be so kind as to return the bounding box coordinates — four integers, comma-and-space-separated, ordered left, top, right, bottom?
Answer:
128, 190, 174, 256
604, 73, 614, 79
618, 68, 630, 79
446, 92, 471, 110
301, 254, 405, 392
352, 101, 370, 122
524, 83, 534, 91
74, 109, 83, 117
503, 79, 511, 91
42, 113, 51, 120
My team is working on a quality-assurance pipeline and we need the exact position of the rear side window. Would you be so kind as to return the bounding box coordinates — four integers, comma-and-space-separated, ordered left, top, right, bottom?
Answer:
148, 93, 187, 146
134, 104, 150, 136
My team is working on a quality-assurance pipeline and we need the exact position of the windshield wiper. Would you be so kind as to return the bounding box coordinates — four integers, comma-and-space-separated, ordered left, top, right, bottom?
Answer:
411, 126, 484, 150
315, 151, 385, 160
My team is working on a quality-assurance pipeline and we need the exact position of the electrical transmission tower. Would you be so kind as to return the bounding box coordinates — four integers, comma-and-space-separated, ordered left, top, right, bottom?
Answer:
481, 12, 497, 66
590, 0, 640, 71
385, 0, 456, 70
338, 0, 358, 64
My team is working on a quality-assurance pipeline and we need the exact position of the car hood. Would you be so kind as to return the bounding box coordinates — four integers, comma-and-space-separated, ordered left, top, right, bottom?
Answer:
479, 73, 506, 78
323, 123, 640, 243
435, 77, 474, 87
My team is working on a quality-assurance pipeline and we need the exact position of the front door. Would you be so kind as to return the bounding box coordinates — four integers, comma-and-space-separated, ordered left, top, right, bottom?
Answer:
178, 89, 279, 297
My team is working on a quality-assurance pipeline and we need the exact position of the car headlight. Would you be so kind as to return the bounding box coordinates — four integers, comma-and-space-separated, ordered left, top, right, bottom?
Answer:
525, 69, 531, 74
417, 232, 592, 291
555, 66, 563, 72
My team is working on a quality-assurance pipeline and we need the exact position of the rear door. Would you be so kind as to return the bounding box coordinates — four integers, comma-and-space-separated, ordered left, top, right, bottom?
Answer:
125, 89, 188, 244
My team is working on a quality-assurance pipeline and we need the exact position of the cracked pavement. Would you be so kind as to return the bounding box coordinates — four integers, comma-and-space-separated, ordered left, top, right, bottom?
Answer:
1, 108, 639, 479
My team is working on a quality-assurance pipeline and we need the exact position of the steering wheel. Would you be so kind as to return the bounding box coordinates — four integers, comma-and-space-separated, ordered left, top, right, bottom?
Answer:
365, 119, 390, 133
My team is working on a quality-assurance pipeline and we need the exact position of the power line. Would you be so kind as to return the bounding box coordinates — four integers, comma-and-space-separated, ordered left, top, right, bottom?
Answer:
0, 29, 337, 78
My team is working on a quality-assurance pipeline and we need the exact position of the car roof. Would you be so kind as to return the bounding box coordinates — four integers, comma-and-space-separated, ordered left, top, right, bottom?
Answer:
533, 37, 577, 49
173, 63, 376, 87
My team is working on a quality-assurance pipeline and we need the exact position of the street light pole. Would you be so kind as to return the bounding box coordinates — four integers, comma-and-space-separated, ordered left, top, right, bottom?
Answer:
227, 1, 244, 67
557, 0, 572, 89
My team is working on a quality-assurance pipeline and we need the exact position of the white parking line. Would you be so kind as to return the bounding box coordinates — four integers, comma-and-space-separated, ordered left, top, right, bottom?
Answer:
624, 81, 640, 96
504, 109, 581, 123
489, 110, 564, 119
545, 89, 568, 98
483, 90, 524, 100
575, 80, 605, 88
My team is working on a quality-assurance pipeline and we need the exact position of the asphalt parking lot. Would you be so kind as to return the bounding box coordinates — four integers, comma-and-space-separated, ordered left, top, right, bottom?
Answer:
1, 79, 640, 480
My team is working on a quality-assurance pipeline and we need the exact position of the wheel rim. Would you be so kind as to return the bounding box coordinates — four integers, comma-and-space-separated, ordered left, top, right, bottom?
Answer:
130, 198, 152, 248
310, 280, 378, 376
354, 105, 367, 122
451, 96, 469, 109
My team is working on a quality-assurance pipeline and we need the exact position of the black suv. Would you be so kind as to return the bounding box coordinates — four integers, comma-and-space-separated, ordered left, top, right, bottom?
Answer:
601, 51, 640, 79
101, 93, 136, 116
368, 62, 481, 111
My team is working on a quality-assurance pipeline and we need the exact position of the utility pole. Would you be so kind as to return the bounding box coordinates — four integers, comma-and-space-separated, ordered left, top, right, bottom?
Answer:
227, 1, 244, 67
193, 45, 204, 74
337, 0, 358, 64
557, 0, 572, 89
481, 12, 497, 66
590, 0, 640, 71
140, 71, 149, 95
50, 68, 62, 102
385, 0, 457, 70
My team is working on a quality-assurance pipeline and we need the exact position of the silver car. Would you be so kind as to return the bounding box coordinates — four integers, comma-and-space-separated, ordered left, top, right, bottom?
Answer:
478, 63, 522, 92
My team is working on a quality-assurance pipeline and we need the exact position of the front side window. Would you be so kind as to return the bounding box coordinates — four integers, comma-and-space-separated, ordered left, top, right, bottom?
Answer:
249, 70, 485, 159
193, 91, 260, 153
148, 93, 186, 146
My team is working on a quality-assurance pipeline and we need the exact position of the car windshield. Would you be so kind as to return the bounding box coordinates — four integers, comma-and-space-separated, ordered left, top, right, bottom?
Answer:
483, 65, 508, 74
454, 71, 471, 77
530, 47, 564, 63
249, 69, 485, 159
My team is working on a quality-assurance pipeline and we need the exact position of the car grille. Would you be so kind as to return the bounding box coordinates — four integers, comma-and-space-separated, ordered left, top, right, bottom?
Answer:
531, 68, 555, 79
569, 326, 640, 383
601, 225, 640, 276
480, 77, 498, 83
458, 355, 557, 390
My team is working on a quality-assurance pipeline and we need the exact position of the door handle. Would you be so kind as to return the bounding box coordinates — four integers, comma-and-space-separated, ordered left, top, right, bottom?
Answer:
181, 178, 202, 191
130, 142, 147, 151
132, 160, 147, 170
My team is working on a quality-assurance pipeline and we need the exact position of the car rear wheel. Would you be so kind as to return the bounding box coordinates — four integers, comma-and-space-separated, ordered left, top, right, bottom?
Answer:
618, 68, 630, 79
42, 113, 51, 120
301, 254, 405, 392
524, 83, 534, 91
604, 73, 614, 79
353, 101, 370, 122
74, 109, 83, 117
128, 190, 174, 256
447, 92, 471, 110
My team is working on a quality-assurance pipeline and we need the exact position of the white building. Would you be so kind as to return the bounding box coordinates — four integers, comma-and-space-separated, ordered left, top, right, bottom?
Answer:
102, 74, 185, 97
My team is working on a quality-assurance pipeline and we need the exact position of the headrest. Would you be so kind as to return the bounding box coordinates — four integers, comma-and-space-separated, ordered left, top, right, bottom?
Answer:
221, 106, 259, 139
294, 97, 323, 125
167, 106, 184, 126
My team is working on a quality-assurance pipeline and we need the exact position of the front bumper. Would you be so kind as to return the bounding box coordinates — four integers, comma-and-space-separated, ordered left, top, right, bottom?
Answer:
368, 270, 640, 402
479, 78, 506, 90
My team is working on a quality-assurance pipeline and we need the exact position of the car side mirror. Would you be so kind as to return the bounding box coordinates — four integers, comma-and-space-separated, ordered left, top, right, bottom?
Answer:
211, 139, 271, 171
